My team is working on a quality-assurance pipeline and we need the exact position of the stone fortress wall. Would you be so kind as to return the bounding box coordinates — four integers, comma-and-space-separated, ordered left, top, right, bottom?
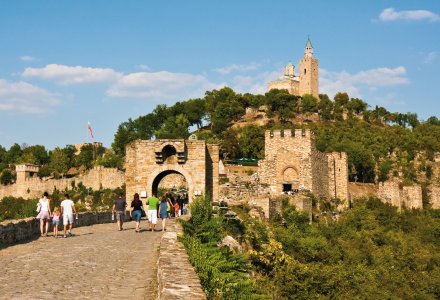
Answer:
258, 129, 348, 206
376, 180, 440, 210
0, 165, 125, 200
125, 139, 219, 203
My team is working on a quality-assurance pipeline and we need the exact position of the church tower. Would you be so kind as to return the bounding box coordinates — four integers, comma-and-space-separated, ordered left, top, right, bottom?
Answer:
299, 37, 319, 98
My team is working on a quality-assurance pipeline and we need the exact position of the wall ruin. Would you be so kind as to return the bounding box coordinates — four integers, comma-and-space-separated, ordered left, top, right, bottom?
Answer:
0, 165, 125, 200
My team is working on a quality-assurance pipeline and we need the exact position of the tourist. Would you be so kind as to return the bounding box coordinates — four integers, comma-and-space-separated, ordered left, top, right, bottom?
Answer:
169, 194, 176, 217
112, 193, 127, 231
130, 193, 143, 232
36, 191, 51, 237
51, 207, 61, 238
60, 194, 78, 238
173, 200, 180, 218
146, 193, 160, 231
158, 196, 172, 232
177, 195, 184, 216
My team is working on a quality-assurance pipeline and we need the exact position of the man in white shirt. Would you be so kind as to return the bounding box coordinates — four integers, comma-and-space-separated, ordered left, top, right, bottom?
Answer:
60, 194, 78, 238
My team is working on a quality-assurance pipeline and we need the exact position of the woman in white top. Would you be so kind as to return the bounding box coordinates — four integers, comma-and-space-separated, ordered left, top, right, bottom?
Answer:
36, 191, 51, 236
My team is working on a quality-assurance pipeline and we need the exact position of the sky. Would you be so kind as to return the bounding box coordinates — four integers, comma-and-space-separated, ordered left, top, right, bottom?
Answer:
0, 0, 439, 150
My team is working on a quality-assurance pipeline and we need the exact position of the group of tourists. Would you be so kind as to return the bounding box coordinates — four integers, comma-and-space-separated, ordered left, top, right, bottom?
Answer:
36, 191, 188, 237
36, 192, 78, 238
112, 192, 188, 232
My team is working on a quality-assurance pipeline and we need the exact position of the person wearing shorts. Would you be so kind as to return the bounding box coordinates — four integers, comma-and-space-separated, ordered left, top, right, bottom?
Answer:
159, 196, 172, 232
146, 193, 160, 232
113, 193, 127, 231
36, 192, 51, 237
130, 193, 143, 232
60, 194, 77, 238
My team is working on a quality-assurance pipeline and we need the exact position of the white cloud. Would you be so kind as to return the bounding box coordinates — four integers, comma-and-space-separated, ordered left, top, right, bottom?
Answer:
107, 71, 221, 100
137, 64, 151, 71
0, 79, 61, 114
22, 64, 122, 85
320, 66, 409, 98
228, 70, 280, 95
379, 7, 440, 22
20, 55, 35, 62
424, 51, 438, 64
213, 62, 262, 75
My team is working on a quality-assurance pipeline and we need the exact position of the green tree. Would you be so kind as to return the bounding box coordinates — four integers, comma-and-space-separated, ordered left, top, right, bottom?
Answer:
237, 125, 265, 159
318, 94, 334, 121
49, 147, 70, 176
265, 89, 298, 122
347, 98, 368, 114
0, 169, 15, 185
301, 94, 319, 113
7, 143, 22, 163
95, 149, 124, 169
155, 114, 190, 139
334, 92, 349, 107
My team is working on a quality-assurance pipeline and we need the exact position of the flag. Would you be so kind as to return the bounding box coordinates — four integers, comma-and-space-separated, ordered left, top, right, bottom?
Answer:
88, 122, 94, 139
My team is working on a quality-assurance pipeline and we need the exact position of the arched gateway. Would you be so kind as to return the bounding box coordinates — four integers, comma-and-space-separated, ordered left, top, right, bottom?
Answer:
125, 139, 219, 203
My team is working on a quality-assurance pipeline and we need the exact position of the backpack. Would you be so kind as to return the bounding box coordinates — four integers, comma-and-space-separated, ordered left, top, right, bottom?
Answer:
36, 201, 41, 213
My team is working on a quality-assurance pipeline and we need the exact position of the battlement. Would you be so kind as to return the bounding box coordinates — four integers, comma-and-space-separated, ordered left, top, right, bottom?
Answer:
266, 129, 314, 139
327, 152, 348, 161
15, 164, 39, 173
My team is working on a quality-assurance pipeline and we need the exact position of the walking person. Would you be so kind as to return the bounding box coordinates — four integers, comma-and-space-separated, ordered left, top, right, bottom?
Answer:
112, 193, 127, 231
36, 192, 51, 237
177, 195, 184, 217
51, 207, 61, 238
130, 193, 143, 232
146, 193, 160, 231
60, 194, 78, 238
158, 196, 172, 232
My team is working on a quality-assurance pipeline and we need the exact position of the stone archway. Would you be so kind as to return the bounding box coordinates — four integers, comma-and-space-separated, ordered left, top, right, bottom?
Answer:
125, 139, 219, 203
147, 165, 194, 202
282, 166, 300, 190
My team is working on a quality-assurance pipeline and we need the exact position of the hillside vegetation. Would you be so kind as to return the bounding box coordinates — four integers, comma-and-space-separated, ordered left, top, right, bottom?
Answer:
113, 87, 440, 186
183, 196, 440, 299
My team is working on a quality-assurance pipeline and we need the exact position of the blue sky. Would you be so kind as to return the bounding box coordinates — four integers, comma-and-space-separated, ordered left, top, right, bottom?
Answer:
0, 0, 439, 150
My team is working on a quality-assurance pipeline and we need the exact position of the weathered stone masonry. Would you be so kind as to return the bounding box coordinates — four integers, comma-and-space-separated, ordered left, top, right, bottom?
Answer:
258, 129, 348, 205
0, 164, 125, 200
125, 139, 219, 203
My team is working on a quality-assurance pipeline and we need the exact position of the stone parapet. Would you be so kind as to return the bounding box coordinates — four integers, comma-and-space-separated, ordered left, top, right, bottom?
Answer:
157, 222, 206, 299
430, 186, 440, 209
0, 211, 116, 247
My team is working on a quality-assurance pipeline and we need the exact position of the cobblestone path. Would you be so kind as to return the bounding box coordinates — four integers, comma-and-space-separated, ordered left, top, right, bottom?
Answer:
0, 220, 169, 299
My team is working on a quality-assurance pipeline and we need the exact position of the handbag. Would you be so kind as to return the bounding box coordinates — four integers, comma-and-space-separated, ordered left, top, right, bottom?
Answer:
36, 202, 41, 213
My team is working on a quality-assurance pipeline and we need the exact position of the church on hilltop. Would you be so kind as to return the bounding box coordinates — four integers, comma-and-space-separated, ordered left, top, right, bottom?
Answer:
268, 37, 319, 98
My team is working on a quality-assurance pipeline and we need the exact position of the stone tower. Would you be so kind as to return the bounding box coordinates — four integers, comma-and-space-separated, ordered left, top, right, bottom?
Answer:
298, 37, 319, 98
268, 37, 319, 98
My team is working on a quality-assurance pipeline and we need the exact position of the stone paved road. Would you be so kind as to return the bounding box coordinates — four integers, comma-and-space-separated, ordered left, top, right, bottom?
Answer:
0, 219, 169, 300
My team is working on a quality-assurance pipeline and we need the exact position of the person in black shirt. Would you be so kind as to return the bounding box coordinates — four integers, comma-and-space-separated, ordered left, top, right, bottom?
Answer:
130, 193, 143, 232
112, 193, 127, 231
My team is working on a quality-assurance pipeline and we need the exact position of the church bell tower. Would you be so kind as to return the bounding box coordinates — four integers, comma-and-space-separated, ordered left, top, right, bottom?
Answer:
299, 36, 319, 98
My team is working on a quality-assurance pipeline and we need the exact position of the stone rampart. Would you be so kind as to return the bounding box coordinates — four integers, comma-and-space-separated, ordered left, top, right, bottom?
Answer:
219, 180, 271, 218
377, 180, 423, 210
402, 185, 423, 209
429, 186, 440, 209
0, 166, 125, 200
157, 221, 206, 299
0, 211, 116, 247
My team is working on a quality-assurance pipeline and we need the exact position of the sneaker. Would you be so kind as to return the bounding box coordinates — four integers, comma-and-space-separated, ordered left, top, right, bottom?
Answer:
63, 235, 67, 238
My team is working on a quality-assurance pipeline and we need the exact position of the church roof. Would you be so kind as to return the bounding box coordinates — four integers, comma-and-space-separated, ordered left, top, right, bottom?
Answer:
305, 36, 313, 49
